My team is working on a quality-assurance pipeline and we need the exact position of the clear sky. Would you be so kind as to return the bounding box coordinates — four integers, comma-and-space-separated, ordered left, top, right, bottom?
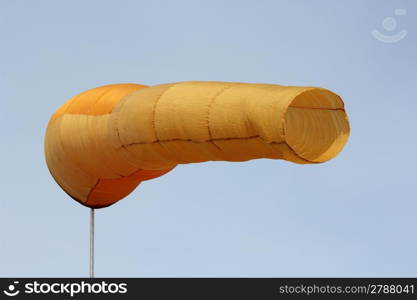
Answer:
1, 0, 416, 277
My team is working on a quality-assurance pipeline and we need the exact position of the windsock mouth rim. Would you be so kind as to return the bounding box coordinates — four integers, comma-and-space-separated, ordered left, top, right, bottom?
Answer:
284, 88, 350, 163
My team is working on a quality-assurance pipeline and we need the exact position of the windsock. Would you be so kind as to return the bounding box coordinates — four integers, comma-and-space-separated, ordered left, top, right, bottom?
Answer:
45, 81, 350, 208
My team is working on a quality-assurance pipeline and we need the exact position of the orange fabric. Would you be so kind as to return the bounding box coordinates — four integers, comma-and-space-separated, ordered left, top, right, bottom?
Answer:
86, 168, 174, 208
45, 81, 350, 209
45, 83, 175, 208
49, 83, 147, 124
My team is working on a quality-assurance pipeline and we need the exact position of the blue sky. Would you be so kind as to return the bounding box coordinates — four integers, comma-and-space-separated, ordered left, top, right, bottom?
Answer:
1, 0, 416, 277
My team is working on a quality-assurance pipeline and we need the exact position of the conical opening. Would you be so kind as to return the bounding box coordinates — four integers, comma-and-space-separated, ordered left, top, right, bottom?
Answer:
284, 88, 350, 163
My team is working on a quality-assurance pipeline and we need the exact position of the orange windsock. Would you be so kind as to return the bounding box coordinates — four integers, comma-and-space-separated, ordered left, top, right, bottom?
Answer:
45, 81, 350, 208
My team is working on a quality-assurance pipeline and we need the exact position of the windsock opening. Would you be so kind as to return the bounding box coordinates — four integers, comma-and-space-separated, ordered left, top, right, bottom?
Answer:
284, 88, 350, 163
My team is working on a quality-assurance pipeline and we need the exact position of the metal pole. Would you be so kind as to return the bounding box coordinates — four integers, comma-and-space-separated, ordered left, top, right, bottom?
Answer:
89, 208, 94, 278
